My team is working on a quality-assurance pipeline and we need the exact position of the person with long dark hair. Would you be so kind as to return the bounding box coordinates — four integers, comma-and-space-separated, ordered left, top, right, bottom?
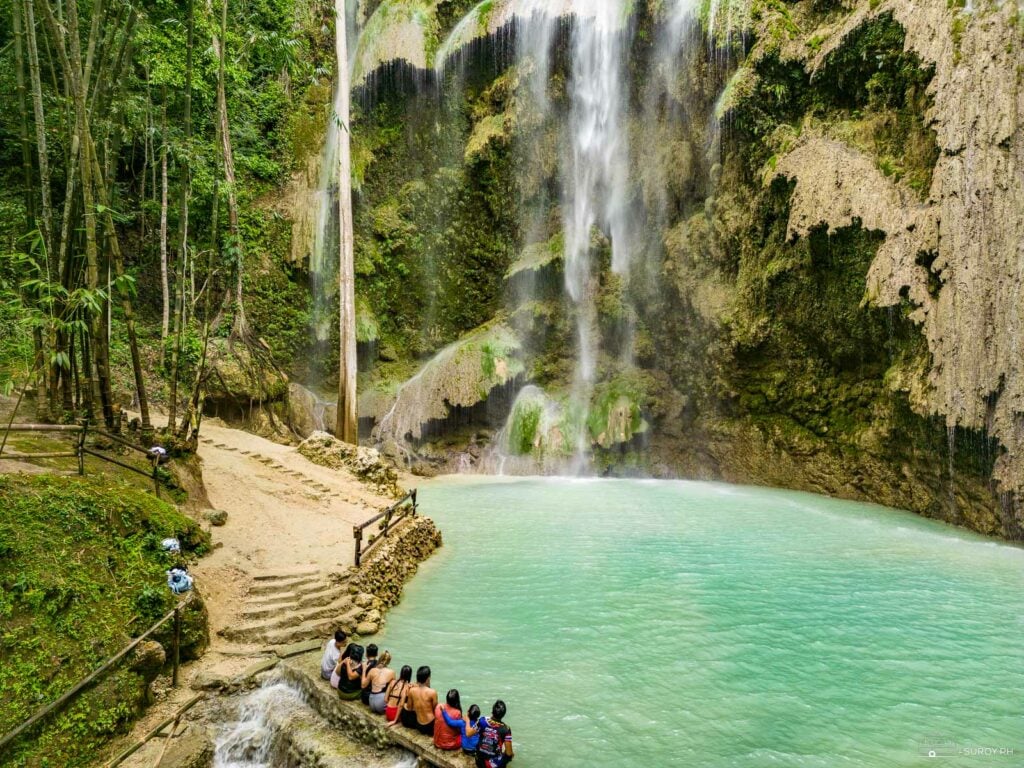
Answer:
334, 643, 364, 701
433, 689, 463, 750
364, 650, 395, 714
384, 665, 413, 725
441, 703, 482, 756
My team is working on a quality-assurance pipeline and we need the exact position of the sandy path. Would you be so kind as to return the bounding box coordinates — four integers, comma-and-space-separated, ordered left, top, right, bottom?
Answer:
103, 419, 405, 767
194, 418, 390, 574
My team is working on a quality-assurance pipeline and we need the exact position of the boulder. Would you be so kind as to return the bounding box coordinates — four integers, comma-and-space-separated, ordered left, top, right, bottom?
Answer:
203, 509, 228, 527
202, 338, 288, 427
159, 725, 215, 768
297, 432, 402, 498
373, 322, 524, 446
130, 640, 166, 682
355, 621, 379, 636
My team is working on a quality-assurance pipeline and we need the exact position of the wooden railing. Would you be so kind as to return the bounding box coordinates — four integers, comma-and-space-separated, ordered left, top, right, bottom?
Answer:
0, 596, 191, 754
352, 489, 418, 566
0, 422, 169, 495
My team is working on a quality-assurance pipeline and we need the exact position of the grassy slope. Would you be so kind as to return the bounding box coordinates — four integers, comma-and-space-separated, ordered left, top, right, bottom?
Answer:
0, 474, 208, 768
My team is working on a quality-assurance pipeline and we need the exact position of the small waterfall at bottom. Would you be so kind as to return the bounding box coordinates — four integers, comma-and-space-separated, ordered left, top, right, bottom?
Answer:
214, 682, 306, 768
213, 679, 416, 768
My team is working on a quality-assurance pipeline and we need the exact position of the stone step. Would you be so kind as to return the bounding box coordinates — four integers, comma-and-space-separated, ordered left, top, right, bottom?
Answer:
240, 594, 353, 625
252, 567, 321, 582
243, 585, 342, 613
246, 575, 322, 597
260, 606, 364, 646
244, 581, 342, 606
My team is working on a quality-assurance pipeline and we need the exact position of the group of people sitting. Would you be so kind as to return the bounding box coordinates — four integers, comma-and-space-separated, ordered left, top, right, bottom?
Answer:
320, 630, 514, 768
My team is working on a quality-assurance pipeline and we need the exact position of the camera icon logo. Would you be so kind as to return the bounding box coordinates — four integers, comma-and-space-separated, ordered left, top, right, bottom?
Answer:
919, 738, 958, 758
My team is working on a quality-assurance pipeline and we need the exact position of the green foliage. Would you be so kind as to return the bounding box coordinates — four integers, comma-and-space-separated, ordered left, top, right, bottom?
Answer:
243, 262, 312, 373
0, 475, 209, 768
508, 399, 542, 455
353, 85, 519, 358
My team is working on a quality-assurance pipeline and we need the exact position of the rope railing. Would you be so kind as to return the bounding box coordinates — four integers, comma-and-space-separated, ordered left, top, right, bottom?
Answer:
352, 489, 418, 566
0, 595, 192, 754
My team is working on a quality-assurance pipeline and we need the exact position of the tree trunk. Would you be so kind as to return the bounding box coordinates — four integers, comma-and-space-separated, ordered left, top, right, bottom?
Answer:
13, 0, 35, 230
25, 0, 54, 266
160, 94, 170, 345
84, 136, 152, 432
167, 0, 195, 430
59, 0, 114, 427
334, 0, 357, 444
213, 0, 246, 339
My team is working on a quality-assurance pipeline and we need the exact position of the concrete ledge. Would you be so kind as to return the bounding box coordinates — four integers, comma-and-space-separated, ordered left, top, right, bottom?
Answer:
277, 652, 474, 768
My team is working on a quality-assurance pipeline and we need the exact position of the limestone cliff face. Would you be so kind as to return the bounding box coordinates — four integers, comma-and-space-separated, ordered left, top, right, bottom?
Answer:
772, 0, 1024, 513
306, 0, 1023, 537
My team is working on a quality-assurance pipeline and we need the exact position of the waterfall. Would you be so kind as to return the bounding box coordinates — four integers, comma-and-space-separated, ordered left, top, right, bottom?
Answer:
213, 680, 417, 768
213, 682, 306, 768
309, 2, 364, 375
367, 0, 745, 472
310, 84, 342, 350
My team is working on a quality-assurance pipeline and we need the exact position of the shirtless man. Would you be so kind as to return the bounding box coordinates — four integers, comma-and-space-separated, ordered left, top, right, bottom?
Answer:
405, 665, 438, 737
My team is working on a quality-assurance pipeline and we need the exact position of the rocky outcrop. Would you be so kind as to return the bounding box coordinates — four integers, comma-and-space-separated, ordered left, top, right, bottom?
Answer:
374, 322, 524, 447
348, 516, 443, 610
772, 0, 1024, 514
353, 0, 442, 84
298, 431, 402, 497
202, 338, 292, 440
288, 382, 332, 438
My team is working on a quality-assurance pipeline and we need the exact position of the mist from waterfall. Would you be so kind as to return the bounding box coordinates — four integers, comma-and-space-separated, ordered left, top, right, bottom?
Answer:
379, 0, 744, 472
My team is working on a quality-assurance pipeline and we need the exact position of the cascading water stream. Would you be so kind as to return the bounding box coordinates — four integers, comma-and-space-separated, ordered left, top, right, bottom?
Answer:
383, 0, 750, 472
213, 682, 306, 768
308, 3, 363, 371
214, 680, 417, 768
562, 2, 633, 395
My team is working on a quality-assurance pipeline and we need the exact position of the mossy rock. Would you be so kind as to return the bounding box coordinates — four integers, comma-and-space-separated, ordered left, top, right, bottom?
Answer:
376, 322, 524, 443
353, 0, 444, 84
588, 376, 649, 449
204, 338, 289, 406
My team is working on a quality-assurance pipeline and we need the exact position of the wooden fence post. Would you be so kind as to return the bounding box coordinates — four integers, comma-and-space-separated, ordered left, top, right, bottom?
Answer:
353, 526, 363, 567
171, 606, 181, 687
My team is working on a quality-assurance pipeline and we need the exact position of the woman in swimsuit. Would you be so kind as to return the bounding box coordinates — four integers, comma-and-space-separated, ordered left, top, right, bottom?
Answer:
384, 665, 412, 725
364, 650, 395, 715
335, 644, 364, 701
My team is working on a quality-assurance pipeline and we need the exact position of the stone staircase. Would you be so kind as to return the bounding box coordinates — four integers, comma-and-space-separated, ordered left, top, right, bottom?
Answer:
218, 568, 380, 648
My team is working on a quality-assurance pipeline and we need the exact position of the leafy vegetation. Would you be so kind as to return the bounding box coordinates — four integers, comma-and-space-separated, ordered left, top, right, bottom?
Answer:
0, 474, 209, 768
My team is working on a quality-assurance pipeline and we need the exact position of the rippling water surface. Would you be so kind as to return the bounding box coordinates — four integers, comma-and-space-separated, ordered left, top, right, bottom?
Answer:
375, 477, 1023, 767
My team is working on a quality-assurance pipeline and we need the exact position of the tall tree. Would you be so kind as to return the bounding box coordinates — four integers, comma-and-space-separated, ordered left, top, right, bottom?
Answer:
167, 0, 195, 430
213, 0, 246, 338
24, 0, 54, 259
334, 0, 357, 444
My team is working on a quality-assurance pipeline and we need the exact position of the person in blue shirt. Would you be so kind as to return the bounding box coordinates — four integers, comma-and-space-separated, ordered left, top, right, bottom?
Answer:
440, 702, 482, 756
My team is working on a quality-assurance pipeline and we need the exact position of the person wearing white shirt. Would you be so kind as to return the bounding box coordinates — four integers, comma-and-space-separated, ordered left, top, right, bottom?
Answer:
320, 629, 348, 680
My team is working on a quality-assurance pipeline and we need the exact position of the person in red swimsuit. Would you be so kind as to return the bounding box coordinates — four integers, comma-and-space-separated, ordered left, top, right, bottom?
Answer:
384, 665, 412, 724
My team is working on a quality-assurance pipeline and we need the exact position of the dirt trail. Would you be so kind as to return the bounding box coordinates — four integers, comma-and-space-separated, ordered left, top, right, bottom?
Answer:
105, 418, 403, 767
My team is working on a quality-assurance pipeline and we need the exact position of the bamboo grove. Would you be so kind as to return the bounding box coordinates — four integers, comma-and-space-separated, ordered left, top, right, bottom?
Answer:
0, 0, 324, 440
